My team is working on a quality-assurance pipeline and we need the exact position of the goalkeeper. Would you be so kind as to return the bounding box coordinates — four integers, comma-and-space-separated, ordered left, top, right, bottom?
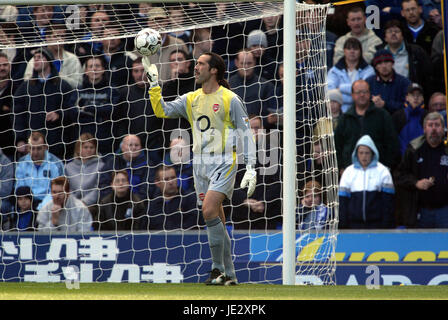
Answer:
143, 52, 257, 285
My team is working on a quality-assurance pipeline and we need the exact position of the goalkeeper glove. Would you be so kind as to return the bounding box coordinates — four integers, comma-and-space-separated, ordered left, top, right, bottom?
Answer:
240, 165, 257, 197
142, 56, 159, 88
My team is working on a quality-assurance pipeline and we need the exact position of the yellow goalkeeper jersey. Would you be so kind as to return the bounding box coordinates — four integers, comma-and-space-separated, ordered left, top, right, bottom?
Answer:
149, 85, 256, 166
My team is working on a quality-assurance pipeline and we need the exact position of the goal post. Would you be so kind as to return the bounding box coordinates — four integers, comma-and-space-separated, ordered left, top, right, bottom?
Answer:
0, 1, 338, 285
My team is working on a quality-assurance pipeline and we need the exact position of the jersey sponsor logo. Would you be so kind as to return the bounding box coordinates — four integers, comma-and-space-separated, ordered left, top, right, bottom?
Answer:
196, 115, 211, 132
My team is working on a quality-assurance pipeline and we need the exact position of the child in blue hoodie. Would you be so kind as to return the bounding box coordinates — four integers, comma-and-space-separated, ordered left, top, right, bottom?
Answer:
12, 186, 38, 231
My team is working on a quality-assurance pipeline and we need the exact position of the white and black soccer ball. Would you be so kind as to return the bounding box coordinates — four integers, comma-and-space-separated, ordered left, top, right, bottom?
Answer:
134, 28, 162, 56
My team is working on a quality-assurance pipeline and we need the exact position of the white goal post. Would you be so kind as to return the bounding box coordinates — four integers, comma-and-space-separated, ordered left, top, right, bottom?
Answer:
0, 0, 338, 285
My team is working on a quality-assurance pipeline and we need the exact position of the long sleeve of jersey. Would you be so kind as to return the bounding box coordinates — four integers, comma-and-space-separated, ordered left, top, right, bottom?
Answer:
149, 86, 189, 120
229, 95, 257, 167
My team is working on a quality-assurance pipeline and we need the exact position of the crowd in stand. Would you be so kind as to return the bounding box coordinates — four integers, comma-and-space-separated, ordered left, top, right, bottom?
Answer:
0, 0, 446, 232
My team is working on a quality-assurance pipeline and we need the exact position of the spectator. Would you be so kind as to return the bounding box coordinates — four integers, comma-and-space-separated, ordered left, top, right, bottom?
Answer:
13, 47, 77, 160
0, 52, 16, 158
134, 3, 154, 29
162, 49, 195, 98
167, 5, 192, 50
75, 10, 110, 60
392, 83, 427, 156
260, 14, 283, 61
401, 0, 440, 57
333, 6, 383, 65
428, 91, 446, 127
15, 131, 64, 207
64, 133, 108, 214
37, 176, 92, 232
334, 80, 400, 171
192, 28, 214, 60
17, 5, 61, 43
103, 134, 158, 200
210, 3, 246, 60
246, 29, 278, 83
297, 181, 328, 231
146, 7, 189, 84
339, 135, 395, 229
366, 49, 411, 114
23, 24, 84, 89
148, 165, 203, 230
5, 186, 38, 231
164, 137, 194, 194
0, 22, 31, 88
228, 115, 282, 230
428, 91, 446, 114
395, 112, 448, 228
116, 57, 164, 154
101, 25, 134, 88
328, 88, 343, 130
431, 30, 445, 93
96, 170, 147, 231
422, 0, 442, 28
376, 19, 432, 100
77, 55, 120, 156
229, 49, 276, 123
327, 37, 375, 113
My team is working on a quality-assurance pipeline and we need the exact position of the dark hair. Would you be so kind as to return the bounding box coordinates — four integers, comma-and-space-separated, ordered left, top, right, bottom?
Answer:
155, 164, 176, 182
343, 37, 364, 68
51, 176, 70, 193
401, 0, 420, 9
384, 19, 404, 33
202, 52, 230, 89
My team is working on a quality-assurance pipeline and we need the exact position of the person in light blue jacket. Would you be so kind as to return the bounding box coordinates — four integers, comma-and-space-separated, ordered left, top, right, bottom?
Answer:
327, 37, 375, 113
15, 131, 63, 207
339, 135, 395, 229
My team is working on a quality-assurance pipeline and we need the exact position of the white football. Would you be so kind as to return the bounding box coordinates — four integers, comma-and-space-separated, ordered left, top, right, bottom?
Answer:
134, 28, 162, 56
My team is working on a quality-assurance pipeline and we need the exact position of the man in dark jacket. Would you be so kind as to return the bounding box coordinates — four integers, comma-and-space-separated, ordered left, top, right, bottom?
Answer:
375, 19, 433, 101
394, 112, 448, 228
96, 170, 147, 231
13, 48, 77, 160
366, 49, 411, 115
401, 0, 440, 56
148, 165, 203, 230
335, 79, 400, 172
77, 55, 120, 156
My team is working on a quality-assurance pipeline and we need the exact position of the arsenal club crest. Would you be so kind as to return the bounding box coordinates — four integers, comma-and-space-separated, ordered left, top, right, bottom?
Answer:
213, 104, 220, 112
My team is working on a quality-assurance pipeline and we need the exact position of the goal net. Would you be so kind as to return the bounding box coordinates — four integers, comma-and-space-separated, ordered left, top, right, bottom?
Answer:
0, 1, 338, 285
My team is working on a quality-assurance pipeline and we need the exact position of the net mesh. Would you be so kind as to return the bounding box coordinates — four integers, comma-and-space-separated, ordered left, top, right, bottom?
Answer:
0, 1, 337, 285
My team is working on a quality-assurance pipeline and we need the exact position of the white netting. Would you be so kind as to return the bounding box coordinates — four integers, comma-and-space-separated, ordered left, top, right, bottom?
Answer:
0, 1, 337, 285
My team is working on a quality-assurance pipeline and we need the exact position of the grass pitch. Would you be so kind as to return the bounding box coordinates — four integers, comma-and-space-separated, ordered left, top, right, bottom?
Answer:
0, 283, 447, 300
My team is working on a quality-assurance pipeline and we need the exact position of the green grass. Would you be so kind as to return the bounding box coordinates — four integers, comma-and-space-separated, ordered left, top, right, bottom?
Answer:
0, 283, 447, 300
